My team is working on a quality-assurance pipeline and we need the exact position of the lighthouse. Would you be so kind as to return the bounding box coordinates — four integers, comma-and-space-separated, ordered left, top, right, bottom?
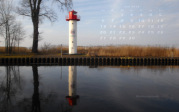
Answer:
66, 10, 80, 54
66, 66, 79, 106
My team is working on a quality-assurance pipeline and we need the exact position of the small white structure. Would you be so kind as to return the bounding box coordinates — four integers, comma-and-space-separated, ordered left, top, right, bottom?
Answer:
66, 10, 80, 54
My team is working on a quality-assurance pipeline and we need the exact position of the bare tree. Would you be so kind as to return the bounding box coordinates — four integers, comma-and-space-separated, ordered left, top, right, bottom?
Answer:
40, 42, 52, 53
17, 0, 72, 53
10, 22, 25, 53
0, 0, 6, 26
0, 0, 25, 54
0, 0, 14, 53
0, 22, 5, 26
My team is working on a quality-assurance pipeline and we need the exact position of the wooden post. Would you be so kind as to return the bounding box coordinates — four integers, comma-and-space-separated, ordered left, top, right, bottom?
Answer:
61, 44, 62, 58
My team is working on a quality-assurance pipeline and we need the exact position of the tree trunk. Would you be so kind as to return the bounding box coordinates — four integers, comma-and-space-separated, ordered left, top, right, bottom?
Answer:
18, 41, 20, 53
29, 0, 42, 53
5, 23, 8, 53
32, 22, 39, 53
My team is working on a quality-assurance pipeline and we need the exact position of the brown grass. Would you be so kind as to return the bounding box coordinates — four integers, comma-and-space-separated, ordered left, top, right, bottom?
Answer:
0, 45, 179, 57
39, 45, 179, 57
83, 46, 179, 57
0, 47, 30, 54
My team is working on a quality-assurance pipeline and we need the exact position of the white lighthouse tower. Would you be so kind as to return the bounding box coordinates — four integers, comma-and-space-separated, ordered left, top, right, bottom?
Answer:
66, 10, 80, 54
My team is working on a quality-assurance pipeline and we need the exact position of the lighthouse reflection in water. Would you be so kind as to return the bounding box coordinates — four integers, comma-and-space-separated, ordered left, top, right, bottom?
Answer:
66, 66, 79, 106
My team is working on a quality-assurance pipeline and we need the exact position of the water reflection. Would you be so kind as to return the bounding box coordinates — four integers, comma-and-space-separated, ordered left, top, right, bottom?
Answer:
32, 65, 41, 112
0, 66, 22, 112
0, 66, 179, 112
66, 66, 79, 106
31, 66, 80, 112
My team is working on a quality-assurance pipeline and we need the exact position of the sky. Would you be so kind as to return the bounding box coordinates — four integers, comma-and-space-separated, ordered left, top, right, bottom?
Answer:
1, 0, 179, 48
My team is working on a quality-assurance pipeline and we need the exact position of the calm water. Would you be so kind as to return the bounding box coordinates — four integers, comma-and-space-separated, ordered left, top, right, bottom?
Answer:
0, 66, 179, 112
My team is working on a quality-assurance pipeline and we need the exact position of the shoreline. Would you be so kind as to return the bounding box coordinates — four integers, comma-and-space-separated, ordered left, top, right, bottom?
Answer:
0, 56, 178, 66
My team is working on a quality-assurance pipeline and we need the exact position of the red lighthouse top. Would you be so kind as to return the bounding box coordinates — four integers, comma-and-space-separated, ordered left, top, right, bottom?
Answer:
66, 10, 80, 21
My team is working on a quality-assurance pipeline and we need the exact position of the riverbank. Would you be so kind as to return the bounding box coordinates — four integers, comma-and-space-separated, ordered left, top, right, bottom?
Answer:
0, 56, 178, 66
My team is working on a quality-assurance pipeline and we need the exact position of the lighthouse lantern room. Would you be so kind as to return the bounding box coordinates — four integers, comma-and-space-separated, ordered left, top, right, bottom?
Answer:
66, 10, 80, 54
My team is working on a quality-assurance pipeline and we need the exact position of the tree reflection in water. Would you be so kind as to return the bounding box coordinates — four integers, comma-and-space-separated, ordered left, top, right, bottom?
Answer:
31, 65, 75, 112
0, 66, 22, 112
32, 65, 41, 112
0, 66, 78, 112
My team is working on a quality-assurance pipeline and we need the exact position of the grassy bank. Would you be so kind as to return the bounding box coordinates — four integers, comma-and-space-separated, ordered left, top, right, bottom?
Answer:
82, 46, 179, 57
0, 46, 179, 57
38, 45, 179, 57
